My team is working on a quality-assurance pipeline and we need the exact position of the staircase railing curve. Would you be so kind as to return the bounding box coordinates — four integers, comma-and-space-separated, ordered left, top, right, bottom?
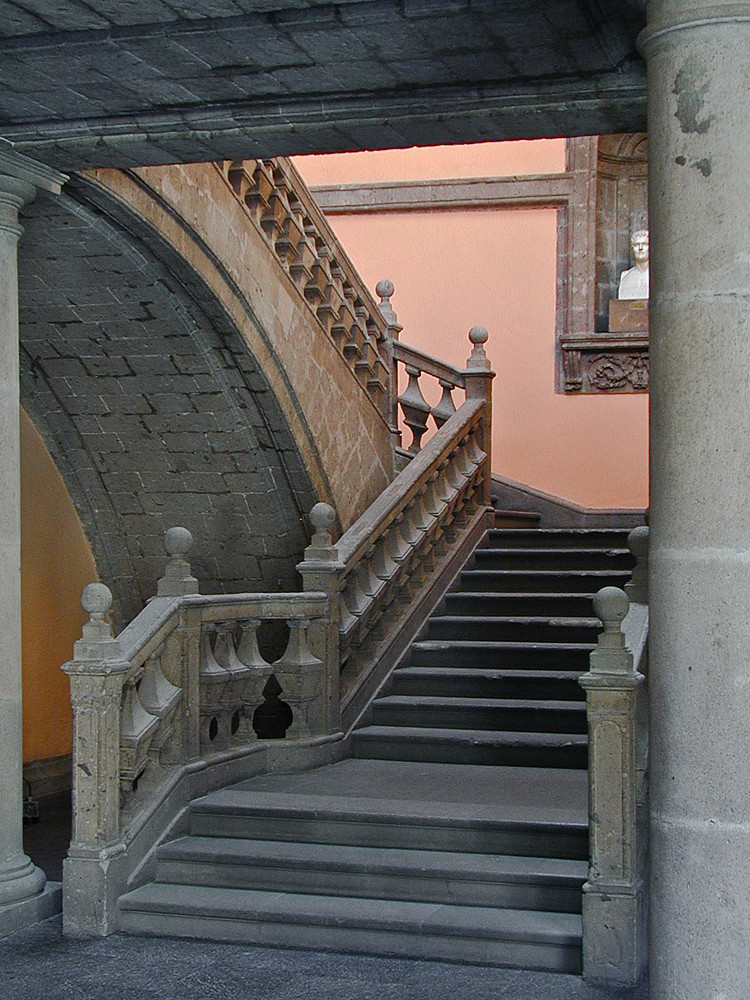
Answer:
62, 320, 496, 937
579, 524, 649, 988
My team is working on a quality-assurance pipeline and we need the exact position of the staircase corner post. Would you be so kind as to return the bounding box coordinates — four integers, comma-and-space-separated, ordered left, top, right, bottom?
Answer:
61, 583, 131, 937
579, 586, 647, 987
463, 325, 495, 514
376, 278, 404, 472
297, 503, 344, 733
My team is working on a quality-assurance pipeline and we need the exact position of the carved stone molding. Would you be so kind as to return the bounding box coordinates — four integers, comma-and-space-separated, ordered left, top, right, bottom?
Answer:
560, 332, 649, 394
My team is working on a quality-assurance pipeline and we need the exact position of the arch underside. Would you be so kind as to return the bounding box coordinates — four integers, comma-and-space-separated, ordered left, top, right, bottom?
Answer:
18, 179, 317, 626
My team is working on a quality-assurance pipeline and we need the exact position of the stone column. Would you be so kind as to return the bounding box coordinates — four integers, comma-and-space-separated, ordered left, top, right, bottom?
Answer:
639, 5, 750, 997
0, 145, 66, 934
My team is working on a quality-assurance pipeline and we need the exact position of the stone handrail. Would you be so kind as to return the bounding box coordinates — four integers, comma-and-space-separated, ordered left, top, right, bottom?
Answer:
579, 525, 649, 987
298, 326, 495, 728
220, 158, 390, 416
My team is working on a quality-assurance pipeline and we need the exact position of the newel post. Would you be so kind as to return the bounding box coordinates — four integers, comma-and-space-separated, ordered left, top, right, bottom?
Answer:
579, 586, 647, 986
463, 326, 495, 511
62, 583, 130, 938
296, 503, 343, 734
376, 278, 404, 467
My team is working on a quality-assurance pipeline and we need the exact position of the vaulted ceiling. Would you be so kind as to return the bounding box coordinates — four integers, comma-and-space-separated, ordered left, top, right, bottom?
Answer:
0, 0, 647, 169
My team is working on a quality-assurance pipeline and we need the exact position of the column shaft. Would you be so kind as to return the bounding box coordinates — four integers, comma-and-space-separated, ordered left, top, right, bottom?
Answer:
641, 4, 750, 997
0, 174, 45, 907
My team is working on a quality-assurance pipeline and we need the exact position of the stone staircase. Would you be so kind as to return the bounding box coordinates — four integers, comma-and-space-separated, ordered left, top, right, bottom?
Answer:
118, 526, 634, 974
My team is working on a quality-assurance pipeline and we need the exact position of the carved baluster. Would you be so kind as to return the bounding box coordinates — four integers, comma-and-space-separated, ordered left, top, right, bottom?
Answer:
371, 532, 399, 582
236, 618, 274, 732
305, 237, 330, 306
317, 255, 345, 333
213, 623, 250, 739
399, 366, 431, 454
273, 619, 326, 740
331, 284, 357, 351
199, 625, 230, 749
432, 380, 457, 427
138, 645, 182, 756
226, 161, 249, 198
289, 217, 317, 288
120, 679, 159, 792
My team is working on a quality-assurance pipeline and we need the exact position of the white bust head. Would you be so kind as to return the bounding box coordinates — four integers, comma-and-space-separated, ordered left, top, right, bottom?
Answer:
618, 229, 650, 299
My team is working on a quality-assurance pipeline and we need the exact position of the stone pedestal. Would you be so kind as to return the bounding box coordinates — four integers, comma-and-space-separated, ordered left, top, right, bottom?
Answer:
640, 4, 750, 997
0, 148, 65, 935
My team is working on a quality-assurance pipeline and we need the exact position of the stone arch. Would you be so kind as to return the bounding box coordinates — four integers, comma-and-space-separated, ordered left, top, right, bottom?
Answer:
18, 179, 319, 626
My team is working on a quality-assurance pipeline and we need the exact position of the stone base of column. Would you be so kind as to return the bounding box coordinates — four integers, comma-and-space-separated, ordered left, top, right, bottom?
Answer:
582, 879, 648, 987
0, 882, 61, 938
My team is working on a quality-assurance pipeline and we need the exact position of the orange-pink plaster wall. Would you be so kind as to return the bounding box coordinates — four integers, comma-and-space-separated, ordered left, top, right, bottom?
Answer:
294, 141, 649, 510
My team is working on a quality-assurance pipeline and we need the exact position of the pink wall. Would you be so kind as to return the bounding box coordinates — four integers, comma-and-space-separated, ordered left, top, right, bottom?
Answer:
294, 143, 649, 510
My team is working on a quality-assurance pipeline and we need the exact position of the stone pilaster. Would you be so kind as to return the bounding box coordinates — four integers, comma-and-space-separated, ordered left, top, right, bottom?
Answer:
639, 5, 750, 997
0, 145, 66, 935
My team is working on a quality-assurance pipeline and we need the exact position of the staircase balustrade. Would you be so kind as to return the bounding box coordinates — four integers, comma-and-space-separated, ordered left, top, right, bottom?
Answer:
579, 525, 649, 987
63, 323, 494, 936
221, 158, 389, 416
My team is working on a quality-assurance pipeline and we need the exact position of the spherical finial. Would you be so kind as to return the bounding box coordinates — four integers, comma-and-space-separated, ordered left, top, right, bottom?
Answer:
469, 325, 489, 346
628, 525, 649, 562
164, 526, 193, 558
81, 582, 113, 617
310, 502, 335, 535
376, 278, 395, 300
593, 586, 629, 626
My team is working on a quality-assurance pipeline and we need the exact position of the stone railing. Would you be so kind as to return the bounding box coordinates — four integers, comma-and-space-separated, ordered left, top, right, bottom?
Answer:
579, 525, 649, 988
221, 158, 390, 417
63, 325, 494, 936
298, 325, 494, 728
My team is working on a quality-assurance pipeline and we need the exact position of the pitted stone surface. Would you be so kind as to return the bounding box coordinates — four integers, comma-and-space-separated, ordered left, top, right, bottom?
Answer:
0, 1, 646, 169
18, 183, 315, 626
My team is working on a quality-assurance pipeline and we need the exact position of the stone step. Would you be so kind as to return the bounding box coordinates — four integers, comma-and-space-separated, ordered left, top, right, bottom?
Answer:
492, 510, 542, 529
118, 884, 583, 973
154, 836, 587, 912
188, 781, 588, 858
391, 666, 585, 701
408, 640, 593, 670
443, 592, 596, 617
473, 548, 633, 571
486, 528, 630, 550
370, 696, 587, 734
459, 568, 632, 593
426, 615, 600, 644
351, 725, 588, 771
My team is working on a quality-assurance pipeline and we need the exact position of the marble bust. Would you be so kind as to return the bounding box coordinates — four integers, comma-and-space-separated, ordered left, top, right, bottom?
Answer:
618, 229, 649, 299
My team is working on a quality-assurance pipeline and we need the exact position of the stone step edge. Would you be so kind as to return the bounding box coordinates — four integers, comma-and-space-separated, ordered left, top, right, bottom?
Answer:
373, 696, 586, 711
119, 883, 582, 946
354, 726, 588, 746
157, 836, 588, 884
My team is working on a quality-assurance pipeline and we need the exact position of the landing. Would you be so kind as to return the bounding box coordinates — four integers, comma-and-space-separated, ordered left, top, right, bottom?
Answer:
224, 759, 587, 827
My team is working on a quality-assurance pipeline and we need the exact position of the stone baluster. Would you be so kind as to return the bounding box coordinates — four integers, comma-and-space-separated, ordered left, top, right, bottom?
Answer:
138, 645, 182, 757
235, 618, 273, 730
63, 583, 131, 937
579, 586, 647, 987
273, 618, 326, 740
399, 366, 432, 454
625, 525, 649, 605
296, 502, 342, 733
199, 625, 230, 748
432, 379, 458, 427
462, 326, 495, 509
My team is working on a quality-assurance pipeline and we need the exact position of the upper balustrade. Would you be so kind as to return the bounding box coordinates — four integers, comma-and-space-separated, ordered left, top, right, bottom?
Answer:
221, 158, 391, 418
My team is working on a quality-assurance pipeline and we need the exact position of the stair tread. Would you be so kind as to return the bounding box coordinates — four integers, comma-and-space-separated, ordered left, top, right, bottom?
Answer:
374, 696, 586, 711
120, 883, 582, 944
355, 726, 587, 746
429, 615, 599, 625
396, 667, 584, 680
158, 836, 588, 883
412, 640, 594, 651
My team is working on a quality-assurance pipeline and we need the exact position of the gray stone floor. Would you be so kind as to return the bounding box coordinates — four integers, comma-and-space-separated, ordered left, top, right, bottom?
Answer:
1, 916, 648, 1000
